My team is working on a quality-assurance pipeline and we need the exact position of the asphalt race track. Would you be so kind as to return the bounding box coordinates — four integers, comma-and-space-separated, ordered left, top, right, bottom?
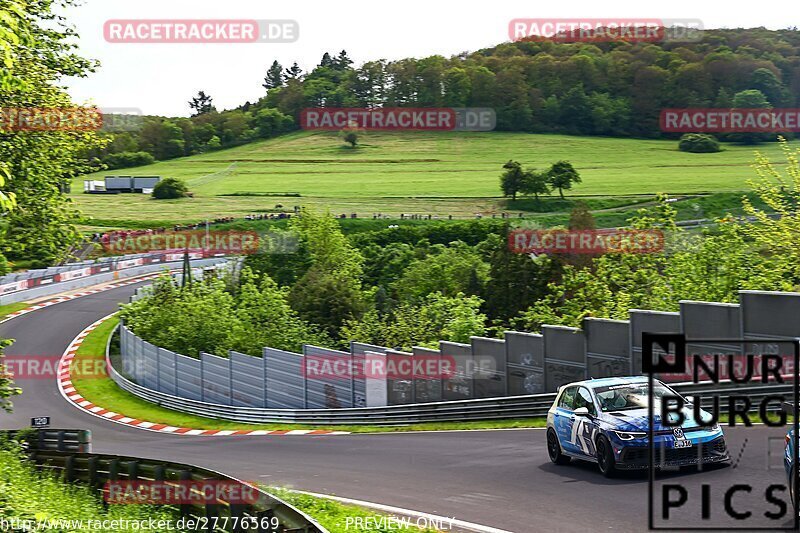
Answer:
0, 282, 796, 533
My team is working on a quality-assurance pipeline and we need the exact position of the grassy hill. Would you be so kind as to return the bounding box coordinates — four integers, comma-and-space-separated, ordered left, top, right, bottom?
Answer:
72, 131, 794, 226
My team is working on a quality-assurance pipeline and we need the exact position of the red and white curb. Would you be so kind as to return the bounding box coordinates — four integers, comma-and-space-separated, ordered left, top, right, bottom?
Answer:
57, 314, 350, 437
0, 273, 163, 325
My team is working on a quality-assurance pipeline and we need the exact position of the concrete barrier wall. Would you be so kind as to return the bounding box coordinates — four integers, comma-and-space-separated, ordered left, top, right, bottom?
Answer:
584, 318, 630, 378
630, 310, 680, 375
505, 331, 544, 395
440, 341, 473, 401
543, 325, 586, 391
412, 346, 442, 403
118, 290, 800, 408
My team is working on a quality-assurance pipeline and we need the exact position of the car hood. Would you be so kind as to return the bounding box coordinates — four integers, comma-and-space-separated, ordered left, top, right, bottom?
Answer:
601, 406, 713, 432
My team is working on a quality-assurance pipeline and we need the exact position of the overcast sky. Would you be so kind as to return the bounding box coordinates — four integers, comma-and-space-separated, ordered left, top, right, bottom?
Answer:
61, 0, 795, 117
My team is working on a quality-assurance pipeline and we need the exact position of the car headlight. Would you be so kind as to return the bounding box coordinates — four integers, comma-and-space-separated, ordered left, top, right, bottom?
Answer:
612, 430, 647, 441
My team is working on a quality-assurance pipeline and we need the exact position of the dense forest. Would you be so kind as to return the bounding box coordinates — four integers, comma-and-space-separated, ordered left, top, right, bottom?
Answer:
93, 27, 800, 169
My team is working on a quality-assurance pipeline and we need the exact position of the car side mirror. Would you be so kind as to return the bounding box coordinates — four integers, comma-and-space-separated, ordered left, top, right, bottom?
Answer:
574, 407, 591, 417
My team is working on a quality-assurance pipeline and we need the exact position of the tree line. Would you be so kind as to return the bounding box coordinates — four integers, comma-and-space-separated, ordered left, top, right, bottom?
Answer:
93, 28, 800, 170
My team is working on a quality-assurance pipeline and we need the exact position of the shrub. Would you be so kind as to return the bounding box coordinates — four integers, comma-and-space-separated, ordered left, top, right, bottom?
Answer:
678, 133, 721, 153
152, 177, 188, 199
102, 151, 155, 169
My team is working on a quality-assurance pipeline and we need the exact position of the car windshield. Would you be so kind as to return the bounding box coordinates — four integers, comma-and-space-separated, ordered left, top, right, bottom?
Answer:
594, 381, 681, 412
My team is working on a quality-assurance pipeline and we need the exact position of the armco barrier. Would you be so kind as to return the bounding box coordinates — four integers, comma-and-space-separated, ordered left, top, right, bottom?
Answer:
28, 450, 326, 532
2, 429, 325, 531
2, 429, 328, 533
0, 252, 230, 305
2, 428, 92, 452
109, 355, 788, 425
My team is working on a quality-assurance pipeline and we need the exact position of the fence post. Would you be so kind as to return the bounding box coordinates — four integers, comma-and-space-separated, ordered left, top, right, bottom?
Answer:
87, 456, 99, 487
257, 509, 278, 533
108, 458, 120, 480
127, 460, 138, 480
64, 455, 75, 482
178, 470, 192, 518
229, 504, 246, 533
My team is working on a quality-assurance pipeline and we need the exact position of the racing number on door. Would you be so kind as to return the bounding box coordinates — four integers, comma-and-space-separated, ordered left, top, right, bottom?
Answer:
569, 387, 598, 456
569, 417, 597, 456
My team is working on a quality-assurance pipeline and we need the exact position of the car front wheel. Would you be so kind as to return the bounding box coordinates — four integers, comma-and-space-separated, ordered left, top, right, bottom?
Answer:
547, 428, 570, 465
596, 435, 617, 478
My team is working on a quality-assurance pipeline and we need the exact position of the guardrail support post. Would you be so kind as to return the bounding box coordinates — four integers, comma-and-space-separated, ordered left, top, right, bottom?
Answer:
64, 455, 75, 482
204, 503, 219, 528
178, 470, 192, 518
87, 456, 99, 487
108, 458, 120, 480
257, 509, 278, 533
229, 504, 246, 533
127, 460, 138, 480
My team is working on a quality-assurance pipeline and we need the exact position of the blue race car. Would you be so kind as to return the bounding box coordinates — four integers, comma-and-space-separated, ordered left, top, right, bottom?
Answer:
546, 376, 729, 477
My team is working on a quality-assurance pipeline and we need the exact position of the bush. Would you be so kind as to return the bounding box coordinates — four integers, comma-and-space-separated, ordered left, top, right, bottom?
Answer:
679, 133, 722, 153
102, 151, 155, 170
152, 177, 188, 199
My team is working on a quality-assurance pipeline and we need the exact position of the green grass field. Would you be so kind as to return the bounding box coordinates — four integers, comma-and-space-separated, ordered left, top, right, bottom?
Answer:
72, 131, 794, 226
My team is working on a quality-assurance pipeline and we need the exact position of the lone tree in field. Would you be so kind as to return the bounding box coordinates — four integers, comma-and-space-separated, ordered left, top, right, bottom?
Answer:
340, 125, 359, 147
500, 160, 526, 201
188, 91, 215, 116
546, 161, 581, 198
153, 177, 188, 199
521, 170, 550, 201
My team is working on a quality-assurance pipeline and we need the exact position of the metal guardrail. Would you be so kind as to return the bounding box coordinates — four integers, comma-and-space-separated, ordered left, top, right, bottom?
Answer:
28, 451, 327, 533
32, 429, 92, 453
109, 354, 791, 425
0, 252, 230, 305
2, 429, 326, 533
3, 428, 92, 452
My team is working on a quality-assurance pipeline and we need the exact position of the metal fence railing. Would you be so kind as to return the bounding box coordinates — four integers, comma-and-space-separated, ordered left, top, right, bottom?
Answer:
3, 429, 326, 533
109, 355, 789, 425
28, 451, 327, 532
0, 254, 230, 305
